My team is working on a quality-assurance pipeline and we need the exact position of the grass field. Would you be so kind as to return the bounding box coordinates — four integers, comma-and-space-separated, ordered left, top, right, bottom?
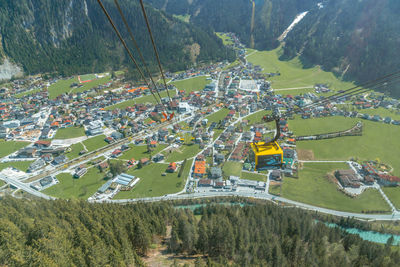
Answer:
48, 74, 111, 99
120, 144, 168, 161
205, 108, 229, 126
0, 161, 33, 172
216, 32, 234, 46
66, 142, 85, 160
105, 90, 177, 110
222, 161, 243, 177
382, 187, 400, 210
114, 159, 193, 199
171, 76, 211, 95
289, 117, 400, 176
0, 140, 30, 158
43, 167, 109, 199
247, 48, 356, 90
82, 135, 108, 152
53, 127, 86, 139
163, 144, 201, 162
274, 88, 316, 96
241, 171, 266, 181
281, 162, 390, 213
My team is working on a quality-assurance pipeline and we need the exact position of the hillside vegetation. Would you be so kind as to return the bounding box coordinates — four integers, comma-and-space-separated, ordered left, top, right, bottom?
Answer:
1, 197, 400, 266
0, 0, 234, 76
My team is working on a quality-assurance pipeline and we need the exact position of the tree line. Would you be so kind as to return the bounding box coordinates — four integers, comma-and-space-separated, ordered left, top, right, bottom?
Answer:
0, 197, 399, 266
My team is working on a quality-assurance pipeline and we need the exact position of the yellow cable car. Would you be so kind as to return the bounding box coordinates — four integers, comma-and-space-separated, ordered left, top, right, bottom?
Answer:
250, 141, 283, 170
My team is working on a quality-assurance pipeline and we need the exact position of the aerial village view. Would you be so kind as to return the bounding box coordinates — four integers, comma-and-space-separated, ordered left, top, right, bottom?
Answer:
1, 33, 400, 218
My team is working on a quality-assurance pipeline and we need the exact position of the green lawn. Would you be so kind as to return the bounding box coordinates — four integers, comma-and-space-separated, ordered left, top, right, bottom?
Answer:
222, 161, 243, 177
114, 159, 193, 199
382, 187, 400, 210
66, 142, 85, 160
43, 167, 109, 199
54, 127, 86, 139
48, 74, 111, 99
290, 117, 400, 176
163, 144, 201, 162
0, 161, 33, 172
120, 144, 168, 160
281, 162, 390, 213
241, 171, 266, 182
269, 184, 281, 195
0, 180, 4, 187
171, 76, 211, 95
205, 108, 229, 126
0, 140, 30, 158
82, 135, 108, 152
247, 48, 356, 90
105, 90, 176, 110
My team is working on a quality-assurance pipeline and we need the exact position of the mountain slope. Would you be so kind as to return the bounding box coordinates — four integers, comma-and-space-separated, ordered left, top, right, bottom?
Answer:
0, 0, 234, 77
281, 0, 400, 96
146, 0, 400, 97
145, 0, 318, 50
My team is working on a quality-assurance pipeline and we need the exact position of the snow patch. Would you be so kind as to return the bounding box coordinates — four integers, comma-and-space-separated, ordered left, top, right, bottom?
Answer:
278, 11, 309, 42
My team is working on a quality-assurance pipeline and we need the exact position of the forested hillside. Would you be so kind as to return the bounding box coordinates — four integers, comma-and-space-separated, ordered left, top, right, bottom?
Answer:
1, 197, 400, 266
0, 0, 234, 76
146, 0, 400, 97
282, 0, 400, 97
145, 0, 318, 50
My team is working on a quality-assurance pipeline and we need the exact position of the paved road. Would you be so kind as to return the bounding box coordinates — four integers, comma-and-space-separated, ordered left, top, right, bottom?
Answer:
0, 174, 54, 200
99, 191, 400, 221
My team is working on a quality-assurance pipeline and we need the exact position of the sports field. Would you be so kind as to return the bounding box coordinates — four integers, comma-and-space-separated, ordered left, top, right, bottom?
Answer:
79, 74, 96, 82
113, 159, 193, 199
281, 162, 390, 213
246, 48, 356, 90
171, 76, 211, 95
